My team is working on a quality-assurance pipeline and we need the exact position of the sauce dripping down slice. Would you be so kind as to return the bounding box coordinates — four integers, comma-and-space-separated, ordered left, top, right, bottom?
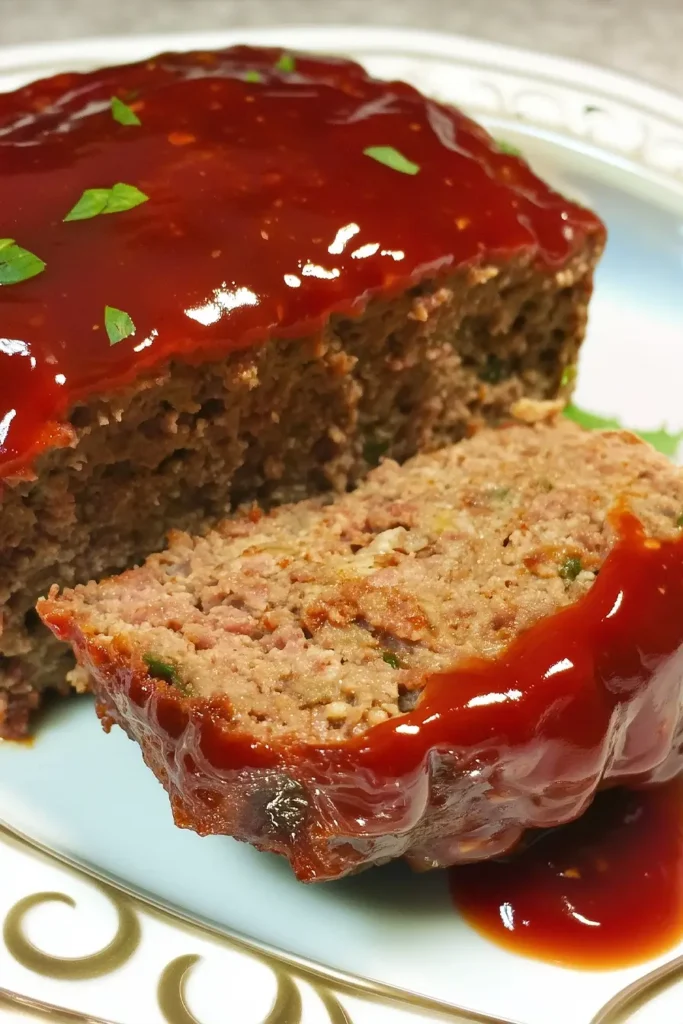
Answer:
450, 778, 683, 970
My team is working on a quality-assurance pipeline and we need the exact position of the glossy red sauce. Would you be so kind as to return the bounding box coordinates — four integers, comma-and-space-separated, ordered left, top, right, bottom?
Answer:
43, 509, 683, 881
449, 778, 683, 970
195, 512, 683, 784
0, 45, 603, 478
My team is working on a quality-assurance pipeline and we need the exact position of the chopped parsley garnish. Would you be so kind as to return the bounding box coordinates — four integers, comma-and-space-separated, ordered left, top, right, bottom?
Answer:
105, 184, 147, 213
563, 404, 620, 432
677, 514, 683, 528
564, 404, 683, 458
104, 305, 136, 346
363, 438, 389, 466
382, 651, 401, 670
559, 557, 582, 582
637, 427, 683, 459
495, 139, 522, 157
363, 146, 420, 176
64, 182, 149, 221
244, 70, 263, 83
0, 238, 45, 286
64, 188, 110, 221
111, 96, 141, 126
560, 364, 577, 388
143, 653, 180, 686
275, 53, 296, 72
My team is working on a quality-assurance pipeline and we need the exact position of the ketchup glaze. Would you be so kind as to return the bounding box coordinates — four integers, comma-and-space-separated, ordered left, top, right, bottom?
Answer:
0, 46, 603, 478
450, 777, 683, 970
42, 512, 683, 882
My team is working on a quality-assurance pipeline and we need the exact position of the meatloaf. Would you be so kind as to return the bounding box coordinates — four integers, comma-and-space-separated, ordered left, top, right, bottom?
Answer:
0, 46, 605, 737
39, 421, 683, 881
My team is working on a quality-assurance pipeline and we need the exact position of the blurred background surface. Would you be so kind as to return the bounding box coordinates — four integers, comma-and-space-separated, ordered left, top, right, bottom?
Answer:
0, 0, 681, 93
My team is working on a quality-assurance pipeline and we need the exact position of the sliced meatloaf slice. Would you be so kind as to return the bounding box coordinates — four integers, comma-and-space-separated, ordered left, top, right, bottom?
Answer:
0, 44, 605, 736
39, 421, 683, 881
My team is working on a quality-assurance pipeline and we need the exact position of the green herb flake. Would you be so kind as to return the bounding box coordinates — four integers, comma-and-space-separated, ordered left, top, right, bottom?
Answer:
245, 70, 263, 83
364, 146, 420, 176
104, 182, 149, 214
677, 513, 683, 528
564, 404, 683, 458
382, 651, 401, 670
488, 486, 511, 501
563, 404, 621, 432
64, 188, 111, 221
143, 653, 180, 686
495, 139, 522, 157
638, 427, 683, 459
104, 305, 136, 346
559, 556, 582, 582
111, 95, 141, 126
275, 53, 296, 72
143, 654, 191, 695
479, 354, 506, 384
64, 182, 149, 221
560, 364, 577, 389
0, 238, 46, 286
363, 438, 390, 466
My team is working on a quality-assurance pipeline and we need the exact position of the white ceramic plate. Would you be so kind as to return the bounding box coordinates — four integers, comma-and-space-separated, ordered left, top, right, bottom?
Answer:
1, 25, 683, 1024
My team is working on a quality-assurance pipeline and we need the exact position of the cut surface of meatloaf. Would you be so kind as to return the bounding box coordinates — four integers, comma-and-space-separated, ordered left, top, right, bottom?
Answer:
39, 421, 683, 881
0, 46, 605, 737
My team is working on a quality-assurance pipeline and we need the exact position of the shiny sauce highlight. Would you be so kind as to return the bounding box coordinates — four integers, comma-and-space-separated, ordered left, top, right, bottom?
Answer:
197, 512, 683, 785
0, 46, 603, 477
130, 512, 683, 881
450, 778, 683, 970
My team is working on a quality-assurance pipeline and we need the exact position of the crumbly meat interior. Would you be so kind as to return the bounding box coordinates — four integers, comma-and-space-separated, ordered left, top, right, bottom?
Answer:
43, 422, 683, 744
1, 249, 598, 736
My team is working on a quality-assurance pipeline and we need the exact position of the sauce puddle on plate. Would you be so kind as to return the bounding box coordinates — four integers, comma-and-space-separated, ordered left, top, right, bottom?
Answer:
449, 778, 683, 969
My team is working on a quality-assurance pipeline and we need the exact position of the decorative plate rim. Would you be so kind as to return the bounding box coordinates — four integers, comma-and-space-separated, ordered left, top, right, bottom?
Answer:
2, 25, 683, 199
0, 24, 682, 124
2, 816, 682, 1024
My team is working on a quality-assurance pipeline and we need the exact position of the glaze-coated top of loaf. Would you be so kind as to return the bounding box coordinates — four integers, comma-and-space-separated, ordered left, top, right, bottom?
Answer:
0, 45, 604, 479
